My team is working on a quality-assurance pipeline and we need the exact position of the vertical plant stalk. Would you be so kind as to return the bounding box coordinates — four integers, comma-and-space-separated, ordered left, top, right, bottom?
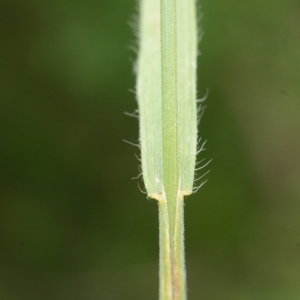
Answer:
160, 0, 184, 299
137, 0, 199, 299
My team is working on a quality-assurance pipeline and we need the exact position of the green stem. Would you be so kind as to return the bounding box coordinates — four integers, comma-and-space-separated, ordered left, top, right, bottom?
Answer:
159, 202, 173, 299
160, 1, 186, 299
137, 0, 199, 299
161, 0, 178, 237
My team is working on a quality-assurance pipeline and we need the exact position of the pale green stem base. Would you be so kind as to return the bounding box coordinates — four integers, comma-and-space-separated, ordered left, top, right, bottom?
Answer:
159, 198, 186, 300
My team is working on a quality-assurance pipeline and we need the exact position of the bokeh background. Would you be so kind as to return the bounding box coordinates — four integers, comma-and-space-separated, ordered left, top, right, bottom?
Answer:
1, 0, 300, 299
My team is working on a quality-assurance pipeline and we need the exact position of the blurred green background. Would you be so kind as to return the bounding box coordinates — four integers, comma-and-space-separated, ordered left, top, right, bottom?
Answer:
1, 0, 300, 299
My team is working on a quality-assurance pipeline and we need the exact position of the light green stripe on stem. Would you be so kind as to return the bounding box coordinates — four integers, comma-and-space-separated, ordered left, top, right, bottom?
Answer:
159, 201, 173, 299
177, 0, 198, 193
137, 0, 162, 197
161, 0, 178, 245
160, 1, 186, 299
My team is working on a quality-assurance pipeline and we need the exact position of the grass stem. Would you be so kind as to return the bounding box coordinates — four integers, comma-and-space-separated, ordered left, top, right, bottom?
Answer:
137, 1, 199, 299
